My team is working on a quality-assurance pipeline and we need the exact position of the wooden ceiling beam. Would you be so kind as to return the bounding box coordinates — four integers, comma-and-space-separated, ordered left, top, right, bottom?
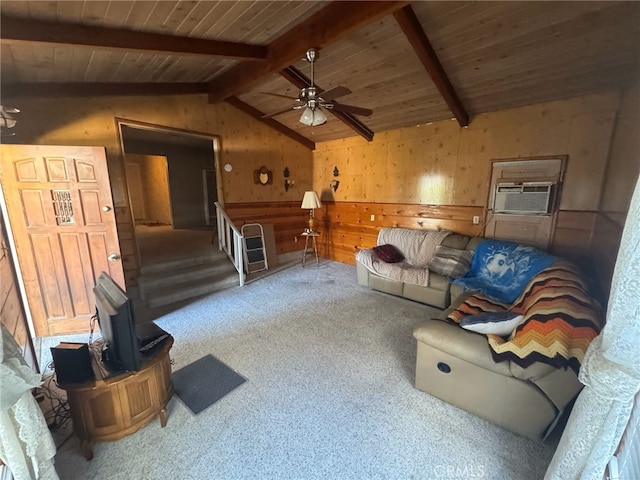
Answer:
280, 66, 374, 142
0, 15, 267, 60
393, 5, 470, 127
225, 97, 316, 151
1, 82, 209, 99
207, 1, 410, 103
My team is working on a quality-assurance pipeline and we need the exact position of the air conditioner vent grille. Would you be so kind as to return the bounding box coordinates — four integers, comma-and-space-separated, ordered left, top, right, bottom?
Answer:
494, 183, 555, 215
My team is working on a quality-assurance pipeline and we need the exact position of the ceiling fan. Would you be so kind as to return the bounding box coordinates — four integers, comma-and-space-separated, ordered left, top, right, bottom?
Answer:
262, 48, 373, 126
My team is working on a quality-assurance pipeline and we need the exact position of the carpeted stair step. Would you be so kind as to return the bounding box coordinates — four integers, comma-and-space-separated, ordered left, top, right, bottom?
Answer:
139, 257, 234, 290
138, 254, 240, 308
140, 251, 229, 276
144, 272, 240, 309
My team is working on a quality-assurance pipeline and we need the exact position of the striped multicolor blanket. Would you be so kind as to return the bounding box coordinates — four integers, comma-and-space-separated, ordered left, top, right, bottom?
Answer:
446, 261, 603, 373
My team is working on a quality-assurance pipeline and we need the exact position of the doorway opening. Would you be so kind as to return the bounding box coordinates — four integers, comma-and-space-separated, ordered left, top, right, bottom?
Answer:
117, 120, 222, 268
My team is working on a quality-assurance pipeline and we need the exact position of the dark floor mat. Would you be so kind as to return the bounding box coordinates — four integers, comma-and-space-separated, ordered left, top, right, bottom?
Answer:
173, 354, 247, 414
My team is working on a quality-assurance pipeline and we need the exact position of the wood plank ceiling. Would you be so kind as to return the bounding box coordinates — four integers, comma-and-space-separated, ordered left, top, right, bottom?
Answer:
1, 1, 638, 148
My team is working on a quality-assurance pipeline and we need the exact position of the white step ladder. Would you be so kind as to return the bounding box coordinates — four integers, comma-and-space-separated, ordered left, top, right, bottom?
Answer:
241, 223, 268, 274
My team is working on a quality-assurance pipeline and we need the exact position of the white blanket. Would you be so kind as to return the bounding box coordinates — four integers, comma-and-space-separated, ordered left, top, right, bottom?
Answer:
355, 229, 451, 287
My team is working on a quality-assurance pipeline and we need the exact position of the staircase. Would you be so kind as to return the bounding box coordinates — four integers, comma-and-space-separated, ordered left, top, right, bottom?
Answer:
137, 249, 239, 309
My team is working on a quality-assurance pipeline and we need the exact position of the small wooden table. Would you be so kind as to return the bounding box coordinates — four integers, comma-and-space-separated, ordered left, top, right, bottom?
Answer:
301, 231, 320, 266
58, 336, 174, 460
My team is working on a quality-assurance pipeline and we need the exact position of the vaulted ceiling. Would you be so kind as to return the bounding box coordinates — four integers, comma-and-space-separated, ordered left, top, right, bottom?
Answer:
1, 1, 638, 149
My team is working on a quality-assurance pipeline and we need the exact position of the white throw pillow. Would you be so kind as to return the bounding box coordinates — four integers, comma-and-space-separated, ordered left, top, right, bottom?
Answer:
460, 312, 525, 336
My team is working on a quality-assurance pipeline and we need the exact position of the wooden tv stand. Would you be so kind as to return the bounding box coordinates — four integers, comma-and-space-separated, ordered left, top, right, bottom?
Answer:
58, 336, 174, 460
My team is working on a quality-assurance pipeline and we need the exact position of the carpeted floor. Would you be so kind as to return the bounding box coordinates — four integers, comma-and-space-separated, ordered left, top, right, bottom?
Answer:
49, 261, 558, 479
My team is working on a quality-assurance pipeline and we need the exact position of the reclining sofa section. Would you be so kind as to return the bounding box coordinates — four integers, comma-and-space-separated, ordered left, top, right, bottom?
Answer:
355, 228, 603, 440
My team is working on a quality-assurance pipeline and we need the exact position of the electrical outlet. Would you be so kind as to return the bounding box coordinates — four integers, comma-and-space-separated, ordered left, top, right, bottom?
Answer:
370, 214, 375, 221
472, 216, 480, 224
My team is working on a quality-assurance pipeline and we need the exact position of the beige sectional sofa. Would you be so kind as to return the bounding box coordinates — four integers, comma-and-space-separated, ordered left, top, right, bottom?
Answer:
356, 231, 481, 308
356, 227, 602, 440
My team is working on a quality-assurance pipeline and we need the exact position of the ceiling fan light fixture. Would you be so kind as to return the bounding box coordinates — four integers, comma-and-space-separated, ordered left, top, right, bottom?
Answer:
312, 108, 327, 126
299, 107, 327, 127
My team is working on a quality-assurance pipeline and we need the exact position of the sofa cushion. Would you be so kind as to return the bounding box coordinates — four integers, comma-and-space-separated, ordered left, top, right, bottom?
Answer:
372, 243, 405, 263
429, 245, 473, 278
460, 312, 524, 336
440, 233, 470, 249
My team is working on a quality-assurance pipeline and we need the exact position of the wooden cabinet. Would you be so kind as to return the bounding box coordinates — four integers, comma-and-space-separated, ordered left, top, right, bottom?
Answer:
59, 337, 173, 459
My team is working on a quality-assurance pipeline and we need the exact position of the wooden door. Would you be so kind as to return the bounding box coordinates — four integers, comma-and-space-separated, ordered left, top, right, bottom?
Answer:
0, 145, 124, 337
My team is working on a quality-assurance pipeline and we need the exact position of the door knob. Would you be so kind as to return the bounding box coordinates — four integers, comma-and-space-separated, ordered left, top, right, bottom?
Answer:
108, 253, 121, 262
102, 205, 112, 212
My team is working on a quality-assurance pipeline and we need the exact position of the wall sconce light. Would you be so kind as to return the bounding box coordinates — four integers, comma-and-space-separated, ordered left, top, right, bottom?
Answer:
285, 179, 295, 191
284, 167, 294, 192
330, 166, 340, 191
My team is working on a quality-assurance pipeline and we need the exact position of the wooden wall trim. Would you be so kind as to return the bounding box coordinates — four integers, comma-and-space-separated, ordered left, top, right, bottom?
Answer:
315, 201, 485, 265
186, 199, 624, 304
115, 206, 138, 287
224, 202, 308, 255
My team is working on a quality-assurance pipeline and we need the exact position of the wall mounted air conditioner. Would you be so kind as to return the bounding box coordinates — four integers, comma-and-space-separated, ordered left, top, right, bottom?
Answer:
493, 182, 556, 215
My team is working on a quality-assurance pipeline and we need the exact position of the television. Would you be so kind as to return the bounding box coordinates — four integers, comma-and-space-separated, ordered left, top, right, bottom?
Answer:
93, 272, 141, 372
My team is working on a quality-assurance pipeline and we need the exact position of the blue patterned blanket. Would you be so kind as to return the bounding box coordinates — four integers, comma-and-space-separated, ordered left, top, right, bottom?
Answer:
452, 239, 557, 304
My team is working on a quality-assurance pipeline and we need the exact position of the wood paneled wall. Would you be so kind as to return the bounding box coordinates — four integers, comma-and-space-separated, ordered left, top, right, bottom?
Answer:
315, 202, 485, 265
552, 211, 596, 260
590, 84, 640, 300
312, 91, 635, 299
225, 202, 308, 255
1, 210, 38, 371
598, 86, 640, 214
590, 213, 624, 304
4, 88, 637, 306
7, 94, 314, 287
314, 92, 620, 210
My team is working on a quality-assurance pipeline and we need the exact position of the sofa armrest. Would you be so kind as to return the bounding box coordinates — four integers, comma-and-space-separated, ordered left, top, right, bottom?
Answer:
510, 361, 582, 411
356, 260, 370, 286
413, 320, 512, 376
531, 367, 583, 411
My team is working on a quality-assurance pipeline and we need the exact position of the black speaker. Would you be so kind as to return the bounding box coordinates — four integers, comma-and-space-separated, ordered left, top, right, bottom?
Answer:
51, 342, 95, 384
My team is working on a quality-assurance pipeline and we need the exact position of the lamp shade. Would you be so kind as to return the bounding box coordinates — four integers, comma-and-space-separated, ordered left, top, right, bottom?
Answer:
301, 191, 322, 209
311, 108, 327, 126
299, 107, 327, 127
299, 107, 314, 126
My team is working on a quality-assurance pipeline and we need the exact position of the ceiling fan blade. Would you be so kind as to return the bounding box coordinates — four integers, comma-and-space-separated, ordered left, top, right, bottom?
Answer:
261, 92, 300, 100
262, 106, 295, 119
319, 86, 352, 101
328, 103, 373, 117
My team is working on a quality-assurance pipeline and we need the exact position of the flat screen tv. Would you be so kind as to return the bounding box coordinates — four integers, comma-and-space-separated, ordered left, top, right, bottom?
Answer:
93, 272, 141, 372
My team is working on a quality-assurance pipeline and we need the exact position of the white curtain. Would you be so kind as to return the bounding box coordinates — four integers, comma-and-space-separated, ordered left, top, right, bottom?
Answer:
545, 174, 640, 480
0, 325, 59, 480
